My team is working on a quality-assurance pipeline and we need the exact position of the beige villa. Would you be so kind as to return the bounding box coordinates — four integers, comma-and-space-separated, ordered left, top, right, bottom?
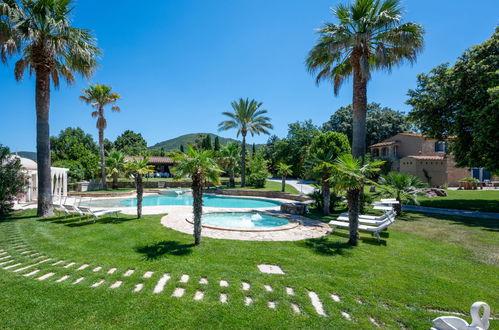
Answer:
369, 133, 470, 186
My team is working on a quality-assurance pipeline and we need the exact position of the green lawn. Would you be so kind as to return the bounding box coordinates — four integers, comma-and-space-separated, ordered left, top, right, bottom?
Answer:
219, 180, 300, 195
417, 189, 499, 213
0, 209, 497, 328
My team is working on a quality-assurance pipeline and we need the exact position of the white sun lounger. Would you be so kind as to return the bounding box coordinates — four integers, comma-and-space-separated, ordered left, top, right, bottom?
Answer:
336, 213, 394, 226
76, 198, 121, 223
62, 197, 82, 216
329, 217, 395, 241
52, 196, 70, 216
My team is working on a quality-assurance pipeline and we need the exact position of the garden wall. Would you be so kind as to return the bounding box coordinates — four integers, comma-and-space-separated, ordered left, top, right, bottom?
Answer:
211, 189, 310, 202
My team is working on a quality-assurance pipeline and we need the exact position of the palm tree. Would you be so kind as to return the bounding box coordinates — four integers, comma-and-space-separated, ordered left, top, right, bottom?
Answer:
124, 158, 154, 219
218, 98, 273, 187
219, 142, 240, 187
0, 0, 100, 216
277, 162, 292, 193
105, 150, 125, 190
378, 172, 425, 215
80, 84, 120, 190
174, 146, 222, 245
332, 154, 384, 246
306, 0, 424, 157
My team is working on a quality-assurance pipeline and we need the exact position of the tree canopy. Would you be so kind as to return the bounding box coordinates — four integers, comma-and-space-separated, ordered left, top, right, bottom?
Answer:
407, 28, 499, 171
322, 103, 413, 147
114, 130, 148, 156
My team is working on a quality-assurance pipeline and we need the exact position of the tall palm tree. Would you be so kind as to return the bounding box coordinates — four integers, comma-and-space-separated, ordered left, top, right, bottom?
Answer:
306, 0, 424, 157
124, 158, 154, 219
378, 172, 425, 215
218, 142, 240, 187
332, 154, 384, 246
0, 0, 100, 216
105, 150, 125, 190
80, 84, 120, 190
277, 162, 292, 193
218, 98, 273, 187
174, 146, 222, 245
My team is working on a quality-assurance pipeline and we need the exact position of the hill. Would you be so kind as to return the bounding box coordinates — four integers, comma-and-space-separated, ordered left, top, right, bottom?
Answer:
17, 151, 37, 161
150, 133, 242, 151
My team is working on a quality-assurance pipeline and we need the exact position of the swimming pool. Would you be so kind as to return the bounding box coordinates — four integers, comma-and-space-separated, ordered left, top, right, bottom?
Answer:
84, 193, 282, 209
201, 212, 289, 229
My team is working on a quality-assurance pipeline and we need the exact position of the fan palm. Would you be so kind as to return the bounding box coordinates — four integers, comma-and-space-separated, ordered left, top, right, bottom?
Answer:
0, 0, 100, 216
218, 98, 273, 187
306, 0, 424, 157
124, 158, 154, 219
105, 150, 125, 190
277, 162, 292, 193
332, 154, 384, 246
378, 172, 425, 215
174, 146, 222, 245
219, 142, 240, 187
80, 84, 120, 190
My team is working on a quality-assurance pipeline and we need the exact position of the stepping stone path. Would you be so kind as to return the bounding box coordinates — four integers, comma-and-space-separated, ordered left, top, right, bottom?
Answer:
56, 275, 70, 283
37, 272, 55, 281
291, 303, 301, 314
52, 260, 64, 266
286, 287, 294, 295
264, 285, 273, 292
244, 296, 253, 306
107, 268, 117, 275
123, 269, 134, 277
24, 269, 40, 277
134, 283, 144, 292
0, 260, 15, 266
341, 311, 352, 321
268, 301, 276, 309
153, 274, 170, 293
172, 288, 185, 298
4, 263, 22, 270
93, 266, 102, 272
369, 316, 381, 328
179, 274, 189, 283
143, 271, 154, 278
0, 255, 11, 261
242, 282, 250, 291
257, 264, 285, 274
199, 278, 208, 285
194, 291, 204, 301
110, 281, 123, 289
220, 293, 228, 304
331, 294, 340, 302
91, 280, 105, 288
72, 277, 85, 285
77, 264, 89, 271
220, 280, 228, 287
308, 291, 326, 316
64, 262, 76, 269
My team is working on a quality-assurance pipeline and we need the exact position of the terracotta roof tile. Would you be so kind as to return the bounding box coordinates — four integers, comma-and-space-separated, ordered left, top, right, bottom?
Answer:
369, 141, 398, 148
405, 155, 445, 161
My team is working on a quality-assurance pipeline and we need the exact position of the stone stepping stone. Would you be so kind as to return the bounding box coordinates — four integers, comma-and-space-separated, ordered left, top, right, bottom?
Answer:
257, 264, 285, 274
220, 293, 228, 304
37, 272, 55, 281
13, 259, 51, 273
194, 291, 204, 301
107, 268, 117, 274
133, 283, 144, 292
219, 280, 229, 287
20, 251, 32, 255
77, 264, 89, 271
28, 253, 41, 257
308, 291, 326, 316
331, 294, 340, 302
23, 269, 40, 277
291, 303, 301, 314
242, 282, 250, 291
369, 316, 381, 327
244, 296, 253, 306
72, 277, 85, 285
286, 287, 294, 295
0, 255, 11, 261
123, 269, 134, 277
172, 287, 185, 298
355, 298, 363, 305
0, 251, 6, 255
51, 260, 64, 266
92, 266, 102, 272
0, 259, 15, 266
63, 262, 76, 269
264, 285, 273, 292
199, 278, 208, 285
143, 271, 154, 278
110, 281, 123, 289
179, 274, 189, 283
153, 274, 171, 294
55, 275, 70, 283
268, 301, 276, 309
91, 280, 105, 288
341, 311, 352, 321
4, 263, 22, 270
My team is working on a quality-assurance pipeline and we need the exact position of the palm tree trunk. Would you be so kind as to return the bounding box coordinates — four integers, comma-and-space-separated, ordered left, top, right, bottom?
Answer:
35, 66, 53, 217
347, 188, 361, 246
322, 177, 330, 216
241, 134, 247, 187
112, 174, 118, 190
136, 174, 143, 218
395, 192, 402, 216
351, 56, 368, 158
192, 172, 203, 245
98, 125, 107, 190
229, 169, 235, 188
281, 176, 285, 192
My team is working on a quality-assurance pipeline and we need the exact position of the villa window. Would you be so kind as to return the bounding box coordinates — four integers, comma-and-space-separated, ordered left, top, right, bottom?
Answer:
435, 141, 448, 152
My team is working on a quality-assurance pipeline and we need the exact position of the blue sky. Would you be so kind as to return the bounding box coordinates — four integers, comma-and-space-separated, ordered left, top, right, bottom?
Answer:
1, 0, 498, 151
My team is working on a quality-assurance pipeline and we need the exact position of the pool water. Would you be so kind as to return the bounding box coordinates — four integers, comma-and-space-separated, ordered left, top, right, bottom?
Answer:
202, 212, 289, 229
85, 193, 282, 209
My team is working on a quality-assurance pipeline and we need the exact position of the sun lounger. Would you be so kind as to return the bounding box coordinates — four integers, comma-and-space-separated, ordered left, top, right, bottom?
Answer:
76, 198, 121, 223
62, 197, 82, 216
329, 217, 395, 241
336, 212, 394, 226
52, 196, 70, 216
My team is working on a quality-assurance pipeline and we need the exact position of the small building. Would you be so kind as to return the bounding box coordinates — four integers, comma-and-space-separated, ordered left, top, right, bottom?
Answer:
369, 133, 470, 187
15, 156, 69, 202
125, 156, 175, 178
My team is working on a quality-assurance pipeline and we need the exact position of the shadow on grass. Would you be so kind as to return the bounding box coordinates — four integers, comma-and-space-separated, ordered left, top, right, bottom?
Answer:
301, 237, 353, 256
418, 198, 499, 214
65, 216, 137, 227
401, 212, 499, 232
135, 240, 194, 260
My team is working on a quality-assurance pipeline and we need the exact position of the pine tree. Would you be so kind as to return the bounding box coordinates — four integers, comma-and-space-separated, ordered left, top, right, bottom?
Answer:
214, 136, 221, 151
180, 145, 185, 153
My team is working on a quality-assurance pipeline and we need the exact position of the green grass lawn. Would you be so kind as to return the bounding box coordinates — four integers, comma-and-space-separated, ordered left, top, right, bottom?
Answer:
417, 189, 499, 213
0, 209, 497, 328
219, 180, 300, 195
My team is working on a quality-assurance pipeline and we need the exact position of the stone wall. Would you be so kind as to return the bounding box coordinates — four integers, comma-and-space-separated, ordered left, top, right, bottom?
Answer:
212, 189, 310, 202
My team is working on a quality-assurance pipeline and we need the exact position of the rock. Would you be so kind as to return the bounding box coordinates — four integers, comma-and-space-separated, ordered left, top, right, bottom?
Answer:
280, 203, 308, 215
422, 188, 447, 197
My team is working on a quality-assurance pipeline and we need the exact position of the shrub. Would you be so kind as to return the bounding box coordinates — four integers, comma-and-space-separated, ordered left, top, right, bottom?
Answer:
247, 154, 270, 188
0, 145, 28, 216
